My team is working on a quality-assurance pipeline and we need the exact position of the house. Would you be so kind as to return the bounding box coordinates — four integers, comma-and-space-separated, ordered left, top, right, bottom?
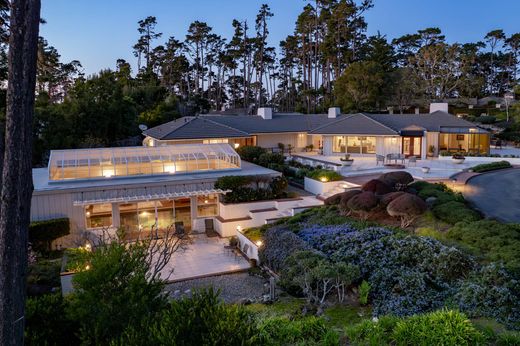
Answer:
30, 143, 284, 245
143, 104, 490, 159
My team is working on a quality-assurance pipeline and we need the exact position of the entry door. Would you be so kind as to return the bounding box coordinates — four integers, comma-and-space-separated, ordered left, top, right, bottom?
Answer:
402, 137, 421, 157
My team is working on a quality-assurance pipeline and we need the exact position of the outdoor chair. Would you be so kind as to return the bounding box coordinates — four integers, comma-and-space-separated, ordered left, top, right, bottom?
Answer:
408, 156, 417, 166
376, 155, 385, 166
397, 154, 406, 164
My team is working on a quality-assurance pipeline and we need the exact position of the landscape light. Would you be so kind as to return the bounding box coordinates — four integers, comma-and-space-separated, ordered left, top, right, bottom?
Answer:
256, 240, 263, 246
234, 143, 240, 149
320, 177, 328, 182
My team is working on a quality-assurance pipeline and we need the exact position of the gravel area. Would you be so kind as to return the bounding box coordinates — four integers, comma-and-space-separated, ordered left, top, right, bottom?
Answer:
165, 272, 268, 303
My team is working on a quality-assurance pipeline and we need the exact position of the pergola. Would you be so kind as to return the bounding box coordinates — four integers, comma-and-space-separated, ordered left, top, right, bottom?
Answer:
48, 143, 241, 181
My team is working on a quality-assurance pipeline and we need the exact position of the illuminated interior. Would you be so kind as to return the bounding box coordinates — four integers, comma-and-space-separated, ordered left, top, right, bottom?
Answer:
48, 144, 241, 181
439, 128, 490, 154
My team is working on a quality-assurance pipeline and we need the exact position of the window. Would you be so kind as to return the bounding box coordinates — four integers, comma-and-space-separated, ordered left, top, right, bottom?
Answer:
203, 139, 228, 144
197, 194, 219, 217
361, 137, 376, 154
85, 204, 112, 228
347, 137, 361, 153
332, 136, 345, 153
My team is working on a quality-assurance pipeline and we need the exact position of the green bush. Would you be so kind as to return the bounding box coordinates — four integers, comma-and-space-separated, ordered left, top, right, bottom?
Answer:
346, 310, 484, 346
29, 218, 70, 252
447, 220, 520, 272
306, 169, 343, 182
25, 293, 79, 345
475, 115, 496, 124
359, 280, 370, 305
258, 316, 338, 346
258, 152, 285, 168
432, 201, 481, 224
236, 145, 267, 163
471, 160, 512, 173
215, 175, 289, 203
68, 241, 168, 344
117, 288, 258, 345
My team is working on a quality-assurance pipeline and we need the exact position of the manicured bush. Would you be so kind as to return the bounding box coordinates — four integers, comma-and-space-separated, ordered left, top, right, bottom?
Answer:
379, 191, 406, 206
236, 145, 266, 163
447, 220, 520, 273
306, 169, 343, 182
471, 160, 512, 173
432, 201, 481, 224
379, 171, 414, 188
29, 218, 70, 252
386, 193, 427, 227
215, 175, 289, 203
475, 115, 496, 124
258, 152, 285, 168
456, 264, 520, 330
361, 179, 394, 195
258, 227, 309, 272
346, 192, 378, 218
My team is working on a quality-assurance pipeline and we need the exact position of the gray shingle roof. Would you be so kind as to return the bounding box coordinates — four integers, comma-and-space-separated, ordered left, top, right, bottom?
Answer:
144, 117, 249, 140
364, 111, 479, 132
310, 113, 398, 135
144, 110, 482, 140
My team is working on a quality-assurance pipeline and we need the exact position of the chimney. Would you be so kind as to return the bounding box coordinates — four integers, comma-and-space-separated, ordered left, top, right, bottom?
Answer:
328, 107, 341, 118
415, 107, 420, 114
387, 106, 394, 115
429, 102, 449, 113
257, 107, 272, 120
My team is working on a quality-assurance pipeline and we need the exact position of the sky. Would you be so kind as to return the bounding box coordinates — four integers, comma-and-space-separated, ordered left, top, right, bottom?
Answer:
40, 0, 520, 76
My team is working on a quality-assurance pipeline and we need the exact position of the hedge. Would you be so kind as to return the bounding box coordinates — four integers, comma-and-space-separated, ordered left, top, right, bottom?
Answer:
432, 201, 481, 224
29, 218, 70, 252
471, 160, 512, 173
306, 169, 343, 182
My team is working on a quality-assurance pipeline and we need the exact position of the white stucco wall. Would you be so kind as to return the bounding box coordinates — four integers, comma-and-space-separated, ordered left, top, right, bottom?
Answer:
256, 133, 307, 150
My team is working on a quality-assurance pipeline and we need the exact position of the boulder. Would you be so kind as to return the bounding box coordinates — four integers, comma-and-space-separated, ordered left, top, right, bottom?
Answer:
380, 191, 406, 206
362, 179, 394, 195
379, 171, 414, 188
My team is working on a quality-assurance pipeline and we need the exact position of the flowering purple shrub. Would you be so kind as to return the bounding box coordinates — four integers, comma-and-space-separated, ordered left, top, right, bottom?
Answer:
259, 226, 309, 272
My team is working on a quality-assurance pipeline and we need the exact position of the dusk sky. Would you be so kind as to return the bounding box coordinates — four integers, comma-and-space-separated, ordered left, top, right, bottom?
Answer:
40, 0, 520, 75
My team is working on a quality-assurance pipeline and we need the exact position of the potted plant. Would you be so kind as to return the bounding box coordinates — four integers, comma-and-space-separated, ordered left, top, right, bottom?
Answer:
452, 153, 466, 164
428, 145, 436, 157
340, 154, 354, 166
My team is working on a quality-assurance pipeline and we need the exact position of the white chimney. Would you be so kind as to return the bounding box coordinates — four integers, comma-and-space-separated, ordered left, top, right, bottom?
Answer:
257, 107, 272, 120
415, 107, 420, 114
430, 103, 449, 113
328, 107, 341, 118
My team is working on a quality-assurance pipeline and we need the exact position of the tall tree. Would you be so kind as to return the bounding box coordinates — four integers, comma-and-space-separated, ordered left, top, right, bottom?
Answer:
254, 3, 273, 106
0, 0, 41, 344
485, 29, 505, 94
133, 16, 162, 72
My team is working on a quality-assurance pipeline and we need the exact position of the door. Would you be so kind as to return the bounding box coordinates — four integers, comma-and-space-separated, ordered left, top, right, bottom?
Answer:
402, 137, 422, 157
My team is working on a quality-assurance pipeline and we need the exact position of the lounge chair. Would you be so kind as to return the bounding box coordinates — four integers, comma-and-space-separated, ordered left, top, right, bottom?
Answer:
376, 155, 385, 165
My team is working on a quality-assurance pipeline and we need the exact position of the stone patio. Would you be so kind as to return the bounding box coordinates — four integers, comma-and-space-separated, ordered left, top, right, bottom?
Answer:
160, 234, 250, 282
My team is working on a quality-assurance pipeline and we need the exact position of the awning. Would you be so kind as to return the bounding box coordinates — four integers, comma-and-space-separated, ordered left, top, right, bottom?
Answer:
73, 188, 231, 206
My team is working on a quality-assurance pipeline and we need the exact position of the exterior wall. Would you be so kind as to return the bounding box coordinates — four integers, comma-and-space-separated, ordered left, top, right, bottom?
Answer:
323, 135, 333, 155
426, 132, 439, 156
255, 133, 306, 150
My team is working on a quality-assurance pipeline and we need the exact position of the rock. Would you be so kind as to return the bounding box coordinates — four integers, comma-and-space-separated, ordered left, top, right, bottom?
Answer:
184, 289, 191, 294
425, 196, 437, 208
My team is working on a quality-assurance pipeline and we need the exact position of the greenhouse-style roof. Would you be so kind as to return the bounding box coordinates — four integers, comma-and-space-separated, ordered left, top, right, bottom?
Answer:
48, 143, 241, 182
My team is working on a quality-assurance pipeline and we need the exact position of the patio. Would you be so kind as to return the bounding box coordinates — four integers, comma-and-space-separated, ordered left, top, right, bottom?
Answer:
291, 152, 503, 181
160, 234, 250, 282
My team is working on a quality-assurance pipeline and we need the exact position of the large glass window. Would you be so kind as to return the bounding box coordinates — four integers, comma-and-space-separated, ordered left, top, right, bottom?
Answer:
120, 203, 139, 232
197, 194, 219, 217
85, 204, 112, 228
332, 136, 345, 153
439, 133, 490, 154
361, 137, 376, 154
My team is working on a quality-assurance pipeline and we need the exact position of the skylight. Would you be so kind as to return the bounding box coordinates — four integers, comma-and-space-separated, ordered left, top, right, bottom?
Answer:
48, 144, 241, 182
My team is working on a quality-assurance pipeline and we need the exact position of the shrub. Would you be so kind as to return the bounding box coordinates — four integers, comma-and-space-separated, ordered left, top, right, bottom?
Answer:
386, 193, 427, 227
471, 160, 512, 173
306, 169, 343, 182
258, 152, 285, 168
475, 115, 496, 124
361, 179, 394, 195
379, 191, 406, 206
117, 288, 258, 345
346, 192, 379, 219
29, 218, 70, 252
236, 145, 266, 163
432, 201, 481, 224
215, 175, 288, 203
359, 280, 370, 305
67, 241, 168, 344
258, 316, 338, 346
346, 310, 484, 346
258, 227, 309, 272
25, 293, 79, 345
447, 220, 520, 272
379, 171, 414, 188
456, 264, 520, 330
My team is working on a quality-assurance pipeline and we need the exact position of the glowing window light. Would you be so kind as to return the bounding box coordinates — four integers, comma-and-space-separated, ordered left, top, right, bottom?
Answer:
103, 169, 115, 178
164, 165, 176, 174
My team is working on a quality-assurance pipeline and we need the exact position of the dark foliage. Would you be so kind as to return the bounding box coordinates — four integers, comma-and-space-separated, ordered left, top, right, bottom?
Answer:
29, 218, 70, 252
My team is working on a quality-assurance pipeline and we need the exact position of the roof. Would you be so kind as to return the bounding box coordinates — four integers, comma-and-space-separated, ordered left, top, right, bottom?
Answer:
144, 111, 484, 140
310, 113, 398, 135
143, 117, 249, 140
364, 111, 480, 132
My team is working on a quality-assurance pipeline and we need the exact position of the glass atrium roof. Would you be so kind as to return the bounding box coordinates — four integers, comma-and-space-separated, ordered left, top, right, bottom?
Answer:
48, 144, 241, 182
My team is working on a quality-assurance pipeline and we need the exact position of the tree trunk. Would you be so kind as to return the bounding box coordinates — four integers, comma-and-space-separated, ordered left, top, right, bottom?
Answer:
0, 0, 40, 345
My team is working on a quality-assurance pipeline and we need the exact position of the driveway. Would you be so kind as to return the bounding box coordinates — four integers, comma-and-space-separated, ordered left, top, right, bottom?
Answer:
464, 169, 520, 223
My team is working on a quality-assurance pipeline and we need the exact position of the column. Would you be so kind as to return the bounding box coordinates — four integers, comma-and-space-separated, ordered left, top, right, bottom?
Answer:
190, 196, 197, 231
111, 203, 120, 228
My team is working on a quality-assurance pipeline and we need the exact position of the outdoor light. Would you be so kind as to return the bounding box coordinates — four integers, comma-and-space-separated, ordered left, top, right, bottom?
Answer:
85, 265, 91, 271
84, 243, 92, 252
320, 177, 328, 182
102, 169, 114, 178
85, 211, 91, 217
256, 240, 263, 246
204, 199, 209, 204
234, 143, 240, 149
236, 225, 242, 233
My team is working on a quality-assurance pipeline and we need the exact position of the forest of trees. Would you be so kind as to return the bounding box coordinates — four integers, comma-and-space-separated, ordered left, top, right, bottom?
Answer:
3, 0, 519, 165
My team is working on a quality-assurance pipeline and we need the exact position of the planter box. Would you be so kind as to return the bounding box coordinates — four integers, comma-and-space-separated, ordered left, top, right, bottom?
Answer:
304, 177, 342, 196
236, 231, 260, 264
452, 158, 465, 164
340, 160, 354, 167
